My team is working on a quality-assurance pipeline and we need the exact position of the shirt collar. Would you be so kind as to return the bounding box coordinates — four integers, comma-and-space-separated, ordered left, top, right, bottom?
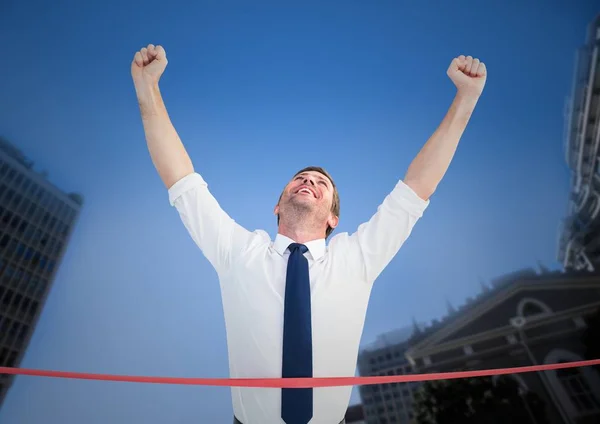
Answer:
273, 233, 326, 260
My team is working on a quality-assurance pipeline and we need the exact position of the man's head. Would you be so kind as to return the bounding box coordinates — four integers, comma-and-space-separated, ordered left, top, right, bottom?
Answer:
274, 166, 340, 239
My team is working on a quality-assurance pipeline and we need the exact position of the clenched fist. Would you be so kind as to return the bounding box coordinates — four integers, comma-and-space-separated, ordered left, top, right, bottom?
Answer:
447, 55, 487, 98
131, 44, 168, 85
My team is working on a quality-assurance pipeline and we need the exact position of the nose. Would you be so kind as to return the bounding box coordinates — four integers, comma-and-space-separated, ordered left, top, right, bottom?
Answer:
302, 177, 315, 186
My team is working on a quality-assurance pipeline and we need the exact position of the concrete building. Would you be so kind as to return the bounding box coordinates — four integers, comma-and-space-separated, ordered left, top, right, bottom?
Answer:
405, 268, 600, 424
0, 137, 83, 407
558, 14, 600, 271
357, 325, 424, 424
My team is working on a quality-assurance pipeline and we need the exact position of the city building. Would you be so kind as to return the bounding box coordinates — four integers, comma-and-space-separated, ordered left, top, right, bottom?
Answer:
0, 137, 83, 407
558, 14, 600, 271
345, 404, 365, 423
357, 325, 424, 424
405, 268, 600, 424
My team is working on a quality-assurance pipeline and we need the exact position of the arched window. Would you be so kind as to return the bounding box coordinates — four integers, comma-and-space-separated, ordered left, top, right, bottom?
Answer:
544, 349, 600, 419
517, 298, 552, 318
555, 362, 600, 414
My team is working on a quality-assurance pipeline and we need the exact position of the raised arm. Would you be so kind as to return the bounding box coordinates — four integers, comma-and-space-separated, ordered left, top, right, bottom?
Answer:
339, 55, 486, 282
131, 44, 193, 189
131, 44, 254, 272
404, 55, 487, 201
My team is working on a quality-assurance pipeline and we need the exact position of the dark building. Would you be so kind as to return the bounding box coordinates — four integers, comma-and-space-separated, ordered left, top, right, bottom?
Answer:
357, 326, 424, 424
345, 404, 365, 424
0, 138, 83, 407
405, 268, 600, 424
558, 14, 600, 271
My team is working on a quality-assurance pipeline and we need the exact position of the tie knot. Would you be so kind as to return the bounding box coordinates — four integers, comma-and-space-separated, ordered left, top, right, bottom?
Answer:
288, 243, 308, 254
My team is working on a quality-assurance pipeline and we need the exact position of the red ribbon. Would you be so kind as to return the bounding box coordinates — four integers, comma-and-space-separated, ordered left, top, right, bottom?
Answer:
2, 359, 599, 388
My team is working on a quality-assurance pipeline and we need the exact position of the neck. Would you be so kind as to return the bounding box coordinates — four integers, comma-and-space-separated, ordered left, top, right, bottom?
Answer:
278, 222, 325, 244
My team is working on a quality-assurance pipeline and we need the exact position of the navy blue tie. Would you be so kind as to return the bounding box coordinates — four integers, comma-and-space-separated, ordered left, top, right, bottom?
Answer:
281, 243, 313, 424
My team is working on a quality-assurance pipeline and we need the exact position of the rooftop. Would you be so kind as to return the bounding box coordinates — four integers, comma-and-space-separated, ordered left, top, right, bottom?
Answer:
0, 136, 84, 206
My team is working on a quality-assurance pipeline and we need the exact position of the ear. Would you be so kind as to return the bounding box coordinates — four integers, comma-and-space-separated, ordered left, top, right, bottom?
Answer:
274, 204, 280, 216
327, 213, 339, 230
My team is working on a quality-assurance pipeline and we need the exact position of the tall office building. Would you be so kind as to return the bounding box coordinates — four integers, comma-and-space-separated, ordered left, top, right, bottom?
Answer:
558, 14, 600, 271
357, 326, 423, 424
0, 137, 83, 407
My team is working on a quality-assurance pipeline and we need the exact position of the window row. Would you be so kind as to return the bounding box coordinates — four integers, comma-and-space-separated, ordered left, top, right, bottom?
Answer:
0, 315, 30, 349
363, 387, 416, 405
0, 286, 40, 323
0, 236, 57, 277
1, 211, 65, 259
368, 350, 406, 366
0, 347, 18, 368
0, 160, 78, 223
0, 185, 75, 234
0, 260, 50, 299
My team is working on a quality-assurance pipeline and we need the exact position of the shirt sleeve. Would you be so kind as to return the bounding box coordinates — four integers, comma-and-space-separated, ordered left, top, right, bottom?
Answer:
168, 172, 253, 273
332, 179, 429, 283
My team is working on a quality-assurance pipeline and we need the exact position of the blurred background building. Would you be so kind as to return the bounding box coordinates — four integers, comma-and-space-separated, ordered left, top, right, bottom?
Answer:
358, 268, 600, 424
405, 268, 600, 424
357, 324, 425, 423
558, 14, 600, 271
344, 404, 365, 424
0, 137, 83, 407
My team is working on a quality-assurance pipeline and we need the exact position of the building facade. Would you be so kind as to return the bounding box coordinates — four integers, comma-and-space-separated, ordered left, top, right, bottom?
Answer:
405, 268, 600, 424
558, 14, 600, 271
345, 404, 366, 424
0, 138, 83, 407
357, 326, 424, 424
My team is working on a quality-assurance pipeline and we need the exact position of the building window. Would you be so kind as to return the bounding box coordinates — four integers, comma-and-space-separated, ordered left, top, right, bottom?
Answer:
463, 345, 474, 355
6, 168, 16, 183
517, 298, 552, 317
522, 302, 544, 316
423, 356, 431, 366
14, 172, 23, 186
545, 349, 600, 419
556, 363, 600, 414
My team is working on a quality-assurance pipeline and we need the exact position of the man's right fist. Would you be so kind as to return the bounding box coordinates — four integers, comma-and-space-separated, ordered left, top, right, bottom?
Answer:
131, 44, 167, 84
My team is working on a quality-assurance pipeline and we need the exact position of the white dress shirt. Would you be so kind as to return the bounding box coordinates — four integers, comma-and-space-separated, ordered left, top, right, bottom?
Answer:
168, 172, 429, 424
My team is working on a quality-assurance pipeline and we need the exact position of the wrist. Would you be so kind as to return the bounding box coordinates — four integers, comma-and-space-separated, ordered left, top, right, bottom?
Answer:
134, 78, 161, 106
134, 79, 164, 118
134, 76, 159, 95
455, 89, 481, 104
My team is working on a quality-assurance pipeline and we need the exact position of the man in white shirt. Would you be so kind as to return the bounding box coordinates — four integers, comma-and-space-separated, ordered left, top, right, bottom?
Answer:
131, 44, 486, 424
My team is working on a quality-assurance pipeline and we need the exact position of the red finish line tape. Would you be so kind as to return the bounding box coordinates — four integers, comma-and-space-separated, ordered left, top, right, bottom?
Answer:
1, 359, 599, 388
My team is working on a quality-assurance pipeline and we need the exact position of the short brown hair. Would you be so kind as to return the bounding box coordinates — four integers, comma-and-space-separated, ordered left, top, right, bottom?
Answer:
277, 166, 340, 238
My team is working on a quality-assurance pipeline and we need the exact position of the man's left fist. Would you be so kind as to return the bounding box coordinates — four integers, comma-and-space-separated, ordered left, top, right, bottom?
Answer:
447, 55, 487, 97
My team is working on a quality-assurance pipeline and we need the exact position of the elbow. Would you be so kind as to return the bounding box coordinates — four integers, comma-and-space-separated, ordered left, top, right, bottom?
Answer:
403, 178, 436, 201
163, 166, 195, 189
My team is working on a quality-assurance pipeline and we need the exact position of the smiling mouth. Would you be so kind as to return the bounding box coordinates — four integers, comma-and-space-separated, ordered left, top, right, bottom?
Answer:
296, 187, 316, 198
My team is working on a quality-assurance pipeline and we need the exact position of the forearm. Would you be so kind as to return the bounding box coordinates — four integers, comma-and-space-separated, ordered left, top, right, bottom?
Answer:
135, 81, 194, 189
404, 92, 479, 200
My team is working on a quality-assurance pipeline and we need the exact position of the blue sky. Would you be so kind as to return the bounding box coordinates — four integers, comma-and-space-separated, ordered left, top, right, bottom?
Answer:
1, 0, 598, 422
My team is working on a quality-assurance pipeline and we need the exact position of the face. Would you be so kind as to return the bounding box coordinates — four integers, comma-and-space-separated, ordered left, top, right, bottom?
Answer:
275, 170, 339, 232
